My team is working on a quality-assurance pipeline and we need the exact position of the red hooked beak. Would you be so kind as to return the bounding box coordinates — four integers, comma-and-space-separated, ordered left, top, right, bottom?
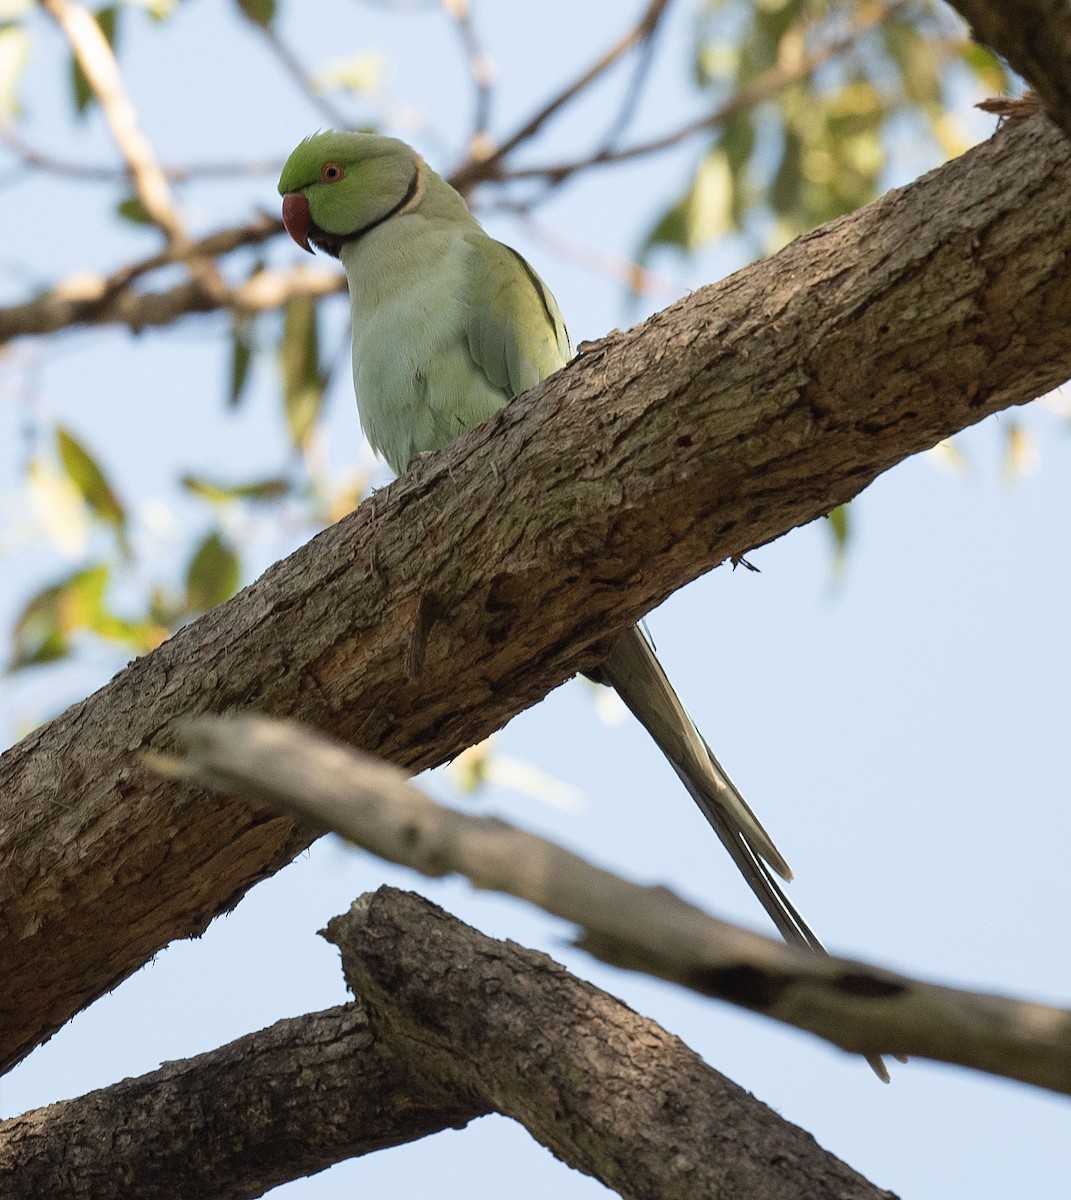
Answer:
282, 192, 314, 253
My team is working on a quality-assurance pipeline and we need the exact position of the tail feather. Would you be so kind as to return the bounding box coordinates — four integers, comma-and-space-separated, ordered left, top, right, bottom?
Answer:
596, 625, 890, 1082
596, 625, 793, 884
671, 754, 825, 952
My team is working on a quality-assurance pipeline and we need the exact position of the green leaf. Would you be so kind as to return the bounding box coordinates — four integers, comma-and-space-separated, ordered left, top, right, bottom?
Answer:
181, 473, 291, 505
116, 195, 152, 225
236, 0, 275, 28
279, 295, 326, 452
0, 22, 28, 117
960, 43, 1009, 95
10, 564, 108, 670
640, 147, 734, 260
825, 503, 851, 570
228, 318, 255, 407
55, 426, 127, 548
11, 584, 72, 669
185, 530, 240, 612
70, 6, 118, 118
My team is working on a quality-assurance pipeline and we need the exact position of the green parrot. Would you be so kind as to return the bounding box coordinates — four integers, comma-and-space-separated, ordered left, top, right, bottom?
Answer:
277, 132, 828, 960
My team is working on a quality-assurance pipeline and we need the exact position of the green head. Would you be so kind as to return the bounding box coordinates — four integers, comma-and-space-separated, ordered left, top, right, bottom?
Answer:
278, 132, 421, 257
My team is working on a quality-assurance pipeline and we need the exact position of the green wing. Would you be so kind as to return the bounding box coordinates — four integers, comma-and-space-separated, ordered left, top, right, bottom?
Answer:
461, 232, 572, 399
393, 230, 572, 472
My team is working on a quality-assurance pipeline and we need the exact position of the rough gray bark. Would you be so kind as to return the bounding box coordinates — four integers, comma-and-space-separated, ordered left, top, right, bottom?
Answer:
165, 713, 1071, 1096
0, 1003, 488, 1200
2, 113, 1071, 1076
326, 889, 897, 1200
0, 890, 898, 1199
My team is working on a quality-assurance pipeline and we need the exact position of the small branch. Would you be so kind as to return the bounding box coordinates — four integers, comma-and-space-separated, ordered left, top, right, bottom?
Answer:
41, 0, 182, 241
0, 260, 342, 339
1, 123, 121, 181
442, 0, 494, 156
594, 0, 669, 152
0, 123, 282, 184
160, 714, 1071, 1097
449, 0, 672, 193
0, 1004, 489, 1198
252, 18, 352, 129
40, 0, 228, 302
497, 0, 907, 186
0, 214, 346, 343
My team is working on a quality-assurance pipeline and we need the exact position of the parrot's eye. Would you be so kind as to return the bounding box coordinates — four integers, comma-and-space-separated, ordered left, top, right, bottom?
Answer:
320, 162, 345, 183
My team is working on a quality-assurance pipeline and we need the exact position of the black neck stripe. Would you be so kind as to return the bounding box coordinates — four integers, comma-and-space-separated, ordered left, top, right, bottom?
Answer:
340, 162, 421, 246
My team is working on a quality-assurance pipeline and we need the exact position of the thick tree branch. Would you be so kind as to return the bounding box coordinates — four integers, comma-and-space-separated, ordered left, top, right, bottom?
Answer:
156, 713, 1071, 1096
0, 892, 892, 1199
1, 114, 1070, 1075
327, 888, 893, 1200
0, 1004, 489, 1199
946, 0, 1071, 136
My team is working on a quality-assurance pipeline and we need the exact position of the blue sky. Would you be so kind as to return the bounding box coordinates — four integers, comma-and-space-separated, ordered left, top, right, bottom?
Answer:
1, 2, 1068, 1196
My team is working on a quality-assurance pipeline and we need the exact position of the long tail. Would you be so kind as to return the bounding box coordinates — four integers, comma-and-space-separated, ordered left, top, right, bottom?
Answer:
594, 625, 889, 1080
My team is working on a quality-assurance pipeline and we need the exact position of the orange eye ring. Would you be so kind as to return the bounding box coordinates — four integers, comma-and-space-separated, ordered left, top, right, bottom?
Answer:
320, 162, 345, 183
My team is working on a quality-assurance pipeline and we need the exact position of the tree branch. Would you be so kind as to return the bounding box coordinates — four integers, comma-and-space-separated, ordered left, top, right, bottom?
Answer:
449, 0, 672, 194
494, 0, 910, 186
154, 713, 1071, 1096
2, 113, 1070, 1075
945, 0, 1071, 137
0, 1003, 489, 1198
0, 891, 894, 1198
41, 0, 182, 244
0, 214, 344, 341
40, 0, 229, 303
327, 888, 893, 1200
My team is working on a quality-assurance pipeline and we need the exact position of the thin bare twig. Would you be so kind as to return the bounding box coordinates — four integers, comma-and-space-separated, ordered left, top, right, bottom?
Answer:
450, 0, 673, 193
0, 123, 282, 182
595, 0, 670, 152
442, 0, 495, 157
515, 211, 687, 301
497, 0, 906, 186
0, 123, 118, 181
40, 0, 229, 303
253, 19, 352, 129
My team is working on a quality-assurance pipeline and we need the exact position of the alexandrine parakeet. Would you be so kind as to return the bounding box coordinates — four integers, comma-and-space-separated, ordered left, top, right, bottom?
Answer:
277, 132, 826, 959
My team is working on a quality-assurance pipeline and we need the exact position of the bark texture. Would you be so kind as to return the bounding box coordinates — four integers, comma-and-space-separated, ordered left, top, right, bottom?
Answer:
165, 714, 1071, 1096
0, 1003, 486, 1199
326, 888, 896, 1200
2, 114, 1071, 1074
0, 892, 900, 1199
947, 0, 1071, 136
